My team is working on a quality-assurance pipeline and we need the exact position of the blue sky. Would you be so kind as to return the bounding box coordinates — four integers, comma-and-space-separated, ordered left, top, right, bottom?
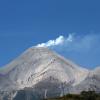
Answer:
0, 0, 100, 69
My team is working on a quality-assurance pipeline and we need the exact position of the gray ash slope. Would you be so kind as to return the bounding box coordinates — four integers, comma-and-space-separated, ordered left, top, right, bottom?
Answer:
0, 47, 100, 99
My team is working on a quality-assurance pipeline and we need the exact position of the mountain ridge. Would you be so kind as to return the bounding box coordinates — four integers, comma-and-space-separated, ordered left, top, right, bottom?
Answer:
0, 47, 100, 99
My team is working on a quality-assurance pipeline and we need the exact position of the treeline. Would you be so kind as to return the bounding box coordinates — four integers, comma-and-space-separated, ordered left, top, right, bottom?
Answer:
44, 91, 100, 100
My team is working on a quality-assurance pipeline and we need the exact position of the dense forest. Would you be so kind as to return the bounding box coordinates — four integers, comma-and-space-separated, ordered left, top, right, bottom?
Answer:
1, 89, 100, 100
44, 91, 100, 100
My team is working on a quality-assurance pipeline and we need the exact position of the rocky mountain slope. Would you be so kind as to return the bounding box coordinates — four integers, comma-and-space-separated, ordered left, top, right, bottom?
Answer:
0, 47, 100, 100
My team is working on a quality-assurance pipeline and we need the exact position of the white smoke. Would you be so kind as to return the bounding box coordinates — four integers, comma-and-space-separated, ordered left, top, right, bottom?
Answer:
36, 34, 74, 47
36, 33, 100, 53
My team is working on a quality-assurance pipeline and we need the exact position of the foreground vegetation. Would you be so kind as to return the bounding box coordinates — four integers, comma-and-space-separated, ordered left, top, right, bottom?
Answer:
44, 91, 100, 100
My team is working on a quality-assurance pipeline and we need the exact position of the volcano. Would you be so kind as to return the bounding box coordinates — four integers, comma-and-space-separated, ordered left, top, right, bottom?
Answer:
0, 47, 100, 100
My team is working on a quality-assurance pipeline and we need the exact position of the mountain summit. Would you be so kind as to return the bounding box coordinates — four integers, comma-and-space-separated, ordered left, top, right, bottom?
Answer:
0, 47, 100, 99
